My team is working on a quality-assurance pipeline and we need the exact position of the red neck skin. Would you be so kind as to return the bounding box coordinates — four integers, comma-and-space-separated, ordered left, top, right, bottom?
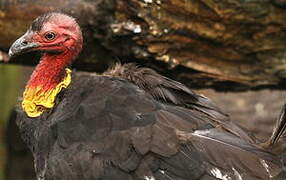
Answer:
26, 51, 74, 92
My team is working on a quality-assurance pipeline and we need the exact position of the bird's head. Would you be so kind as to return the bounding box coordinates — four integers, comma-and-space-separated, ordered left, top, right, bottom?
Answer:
9, 12, 83, 61
8, 13, 83, 118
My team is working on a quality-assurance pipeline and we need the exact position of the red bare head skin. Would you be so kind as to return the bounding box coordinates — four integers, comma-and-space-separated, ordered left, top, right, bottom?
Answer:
29, 13, 83, 56
9, 12, 83, 91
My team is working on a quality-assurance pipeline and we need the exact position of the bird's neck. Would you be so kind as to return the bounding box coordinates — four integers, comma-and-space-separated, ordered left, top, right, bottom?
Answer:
27, 52, 73, 91
22, 52, 73, 117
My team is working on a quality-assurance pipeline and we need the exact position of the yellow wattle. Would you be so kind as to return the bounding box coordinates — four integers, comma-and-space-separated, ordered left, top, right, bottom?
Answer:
22, 68, 72, 117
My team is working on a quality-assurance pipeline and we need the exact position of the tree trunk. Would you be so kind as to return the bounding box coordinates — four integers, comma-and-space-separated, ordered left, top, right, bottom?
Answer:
2, 0, 286, 90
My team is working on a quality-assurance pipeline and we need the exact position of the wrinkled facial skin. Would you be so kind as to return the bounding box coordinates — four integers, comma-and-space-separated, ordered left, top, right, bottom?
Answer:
30, 22, 77, 53
9, 21, 78, 58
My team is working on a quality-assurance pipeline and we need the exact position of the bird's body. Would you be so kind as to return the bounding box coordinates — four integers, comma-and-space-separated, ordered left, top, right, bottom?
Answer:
15, 65, 285, 180
9, 13, 286, 180
16, 65, 224, 180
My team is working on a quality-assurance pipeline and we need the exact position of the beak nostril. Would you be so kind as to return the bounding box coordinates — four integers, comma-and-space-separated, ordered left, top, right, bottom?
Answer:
21, 40, 28, 45
9, 35, 39, 57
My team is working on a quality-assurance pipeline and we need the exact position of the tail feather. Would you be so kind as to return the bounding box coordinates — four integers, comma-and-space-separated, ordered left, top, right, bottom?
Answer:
266, 103, 286, 147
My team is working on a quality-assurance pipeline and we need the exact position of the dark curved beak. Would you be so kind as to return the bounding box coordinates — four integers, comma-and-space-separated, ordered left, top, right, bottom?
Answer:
8, 32, 39, 58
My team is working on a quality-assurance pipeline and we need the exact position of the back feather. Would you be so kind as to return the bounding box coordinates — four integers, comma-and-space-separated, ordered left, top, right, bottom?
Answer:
104, 63, 258, 144
104, 63, 227, 118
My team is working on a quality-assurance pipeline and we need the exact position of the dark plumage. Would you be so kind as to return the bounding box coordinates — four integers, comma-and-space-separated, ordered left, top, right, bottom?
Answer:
9, 12, 286, 180
31, 13, 53, 31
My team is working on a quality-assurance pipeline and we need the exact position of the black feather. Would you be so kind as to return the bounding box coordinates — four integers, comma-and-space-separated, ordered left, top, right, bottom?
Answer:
31, 13, 53, 31
15, 70, 286, 180
269, 103, 286, 145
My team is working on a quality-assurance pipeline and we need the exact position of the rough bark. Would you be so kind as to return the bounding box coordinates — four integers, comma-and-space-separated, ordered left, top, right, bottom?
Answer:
1, 0, 286, 90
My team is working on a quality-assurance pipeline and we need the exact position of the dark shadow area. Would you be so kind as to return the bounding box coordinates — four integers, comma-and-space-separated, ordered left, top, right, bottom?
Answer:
5, 109, 35, 180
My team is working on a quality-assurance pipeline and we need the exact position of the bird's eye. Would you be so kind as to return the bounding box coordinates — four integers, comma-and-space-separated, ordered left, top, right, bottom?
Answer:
44, 32, 56, 41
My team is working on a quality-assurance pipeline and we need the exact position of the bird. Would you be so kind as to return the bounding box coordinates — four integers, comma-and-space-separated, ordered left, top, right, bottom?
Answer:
8, 12, 286, 180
